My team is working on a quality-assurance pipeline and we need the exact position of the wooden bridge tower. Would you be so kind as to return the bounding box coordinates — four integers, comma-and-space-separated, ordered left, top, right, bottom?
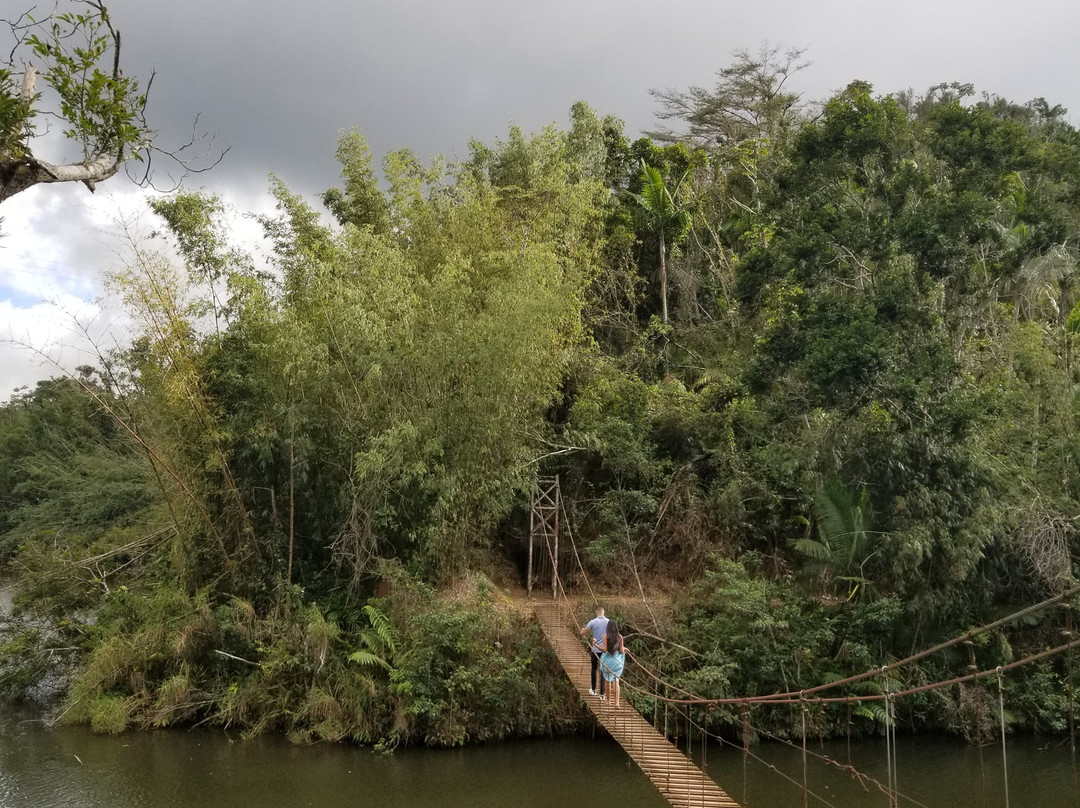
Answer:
528, 475, 562, 598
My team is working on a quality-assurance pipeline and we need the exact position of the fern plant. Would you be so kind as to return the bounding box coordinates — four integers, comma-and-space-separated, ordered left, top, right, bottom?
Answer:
348, 604, 397, 671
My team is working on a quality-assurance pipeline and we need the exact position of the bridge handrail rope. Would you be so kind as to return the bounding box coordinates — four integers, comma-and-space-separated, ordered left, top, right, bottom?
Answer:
613, 669, 933, 808
555, 487, 1080, 708
598, 611, 1075, 806
542, 477, 1080, 807
656, 693, 848, 808
560, 495, 598, 606
637, 673, 933, 808
730, 713, 931, 808
614, 633, 1080, 706
730, 740, 840, 808
616, 589, 1080, 705
883, 668, 896, 808
751, 584, 1080, 701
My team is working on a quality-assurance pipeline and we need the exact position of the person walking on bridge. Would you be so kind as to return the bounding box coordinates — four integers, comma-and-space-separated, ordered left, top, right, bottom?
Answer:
599, 620, 625, 707
580, 605, 609, 697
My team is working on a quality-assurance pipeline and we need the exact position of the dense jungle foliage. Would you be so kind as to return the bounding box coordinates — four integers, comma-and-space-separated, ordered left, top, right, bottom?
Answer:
4, 48, 1080, 745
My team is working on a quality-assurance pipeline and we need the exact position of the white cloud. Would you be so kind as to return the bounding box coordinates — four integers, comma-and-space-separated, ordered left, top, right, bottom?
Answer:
0, 294, 129, 400
0, 179, 283, 402
0, 182, 180, 400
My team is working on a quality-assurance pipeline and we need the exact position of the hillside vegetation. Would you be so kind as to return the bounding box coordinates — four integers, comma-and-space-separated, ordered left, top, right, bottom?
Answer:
4, 52, 1080, 744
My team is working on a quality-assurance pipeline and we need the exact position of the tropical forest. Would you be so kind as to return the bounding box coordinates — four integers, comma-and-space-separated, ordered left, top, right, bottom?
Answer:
5, 12, 1080, 772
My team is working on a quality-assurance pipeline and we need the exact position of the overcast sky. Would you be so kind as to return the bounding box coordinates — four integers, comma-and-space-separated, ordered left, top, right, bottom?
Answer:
4, 0, 1080, 400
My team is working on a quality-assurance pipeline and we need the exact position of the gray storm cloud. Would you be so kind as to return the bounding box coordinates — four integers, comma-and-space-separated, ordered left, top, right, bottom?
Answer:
3, 0, 1079, 398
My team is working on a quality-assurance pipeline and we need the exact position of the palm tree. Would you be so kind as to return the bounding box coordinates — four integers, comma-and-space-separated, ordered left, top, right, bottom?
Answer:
631, 160, 691, 324
791, 481, 881, 601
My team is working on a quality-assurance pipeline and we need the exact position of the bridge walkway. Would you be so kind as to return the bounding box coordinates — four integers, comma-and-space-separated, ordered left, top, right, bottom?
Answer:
533, 601, 739, 808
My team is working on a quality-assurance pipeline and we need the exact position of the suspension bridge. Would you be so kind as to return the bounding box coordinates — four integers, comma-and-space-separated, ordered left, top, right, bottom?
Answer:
535, 600, 738, 808
526, 475, 1080, 808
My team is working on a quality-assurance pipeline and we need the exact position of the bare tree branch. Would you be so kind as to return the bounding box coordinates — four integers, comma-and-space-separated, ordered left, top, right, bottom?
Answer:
1, 1, 224, 205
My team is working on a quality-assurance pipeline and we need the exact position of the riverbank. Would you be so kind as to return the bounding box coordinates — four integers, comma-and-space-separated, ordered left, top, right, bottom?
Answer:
1, 567, 599, 745
0, 576, 82, 705
0, 704, 668, 808
5, 556, 1080, 753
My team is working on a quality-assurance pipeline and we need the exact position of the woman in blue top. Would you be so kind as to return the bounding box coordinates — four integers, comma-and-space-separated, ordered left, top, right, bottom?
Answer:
599, 620, 625, 707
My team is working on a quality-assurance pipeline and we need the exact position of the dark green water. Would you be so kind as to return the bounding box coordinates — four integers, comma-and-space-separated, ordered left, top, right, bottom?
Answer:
706, 733, 1079, 808
0, 710, 667, 808
2, 707, 1078, 808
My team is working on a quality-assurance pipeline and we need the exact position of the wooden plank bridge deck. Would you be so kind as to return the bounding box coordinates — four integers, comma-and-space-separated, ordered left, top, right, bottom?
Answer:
533, 601, 739, 808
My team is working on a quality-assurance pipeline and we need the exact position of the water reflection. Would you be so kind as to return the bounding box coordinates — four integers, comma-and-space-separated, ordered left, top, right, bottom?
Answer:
0, 710, 666, 808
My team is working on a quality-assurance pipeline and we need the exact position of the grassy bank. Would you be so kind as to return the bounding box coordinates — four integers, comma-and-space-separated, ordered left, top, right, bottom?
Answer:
3, 566, 585, 747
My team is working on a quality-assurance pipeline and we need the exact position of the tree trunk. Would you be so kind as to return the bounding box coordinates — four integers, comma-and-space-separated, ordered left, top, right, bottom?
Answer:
288, 404, 295, 586
659, 228, 668, 324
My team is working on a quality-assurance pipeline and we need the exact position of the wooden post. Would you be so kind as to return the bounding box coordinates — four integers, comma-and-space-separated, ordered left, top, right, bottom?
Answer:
527, 485, 535, 595
552, 475, 560, 601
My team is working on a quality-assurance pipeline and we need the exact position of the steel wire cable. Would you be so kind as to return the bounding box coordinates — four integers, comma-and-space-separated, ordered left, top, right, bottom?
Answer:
733, 715, 932, 808
542, 488, 1080, 805
613, 635, 1080, 706
610, 616, 1078, 807
660, 695, 845, 808
652, 690, 931, 808
998, 668, 1010, 808
561, 517, 1080, 707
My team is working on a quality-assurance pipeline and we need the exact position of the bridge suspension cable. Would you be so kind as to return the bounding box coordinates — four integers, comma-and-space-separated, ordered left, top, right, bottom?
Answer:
536, 475, 1080, 807
612, 586, 1080, 708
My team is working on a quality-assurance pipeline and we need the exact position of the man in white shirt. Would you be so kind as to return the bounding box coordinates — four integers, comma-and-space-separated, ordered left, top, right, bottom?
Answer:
580, 606, 609, 697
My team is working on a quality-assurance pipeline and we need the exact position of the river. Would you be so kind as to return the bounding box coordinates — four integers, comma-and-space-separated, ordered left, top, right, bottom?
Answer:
1, 706, 1077, 807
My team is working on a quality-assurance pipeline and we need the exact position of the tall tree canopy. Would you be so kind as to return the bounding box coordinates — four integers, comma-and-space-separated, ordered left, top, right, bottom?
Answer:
109, 123, 607, 591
